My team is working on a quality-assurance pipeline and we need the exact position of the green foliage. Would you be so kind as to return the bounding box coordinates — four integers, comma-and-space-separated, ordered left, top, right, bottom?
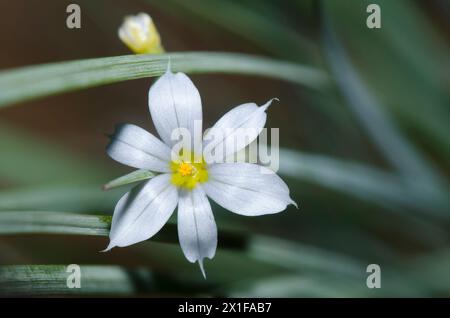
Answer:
0, 52, 327, 108
0, 0, 449, 297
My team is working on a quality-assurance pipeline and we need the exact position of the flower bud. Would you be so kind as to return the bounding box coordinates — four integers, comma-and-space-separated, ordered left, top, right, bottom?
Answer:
118, 13, 164, 54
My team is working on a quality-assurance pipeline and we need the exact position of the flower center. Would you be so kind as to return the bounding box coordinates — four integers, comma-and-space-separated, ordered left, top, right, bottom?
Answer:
170, 151, 208, 190
178, 162, 194, 176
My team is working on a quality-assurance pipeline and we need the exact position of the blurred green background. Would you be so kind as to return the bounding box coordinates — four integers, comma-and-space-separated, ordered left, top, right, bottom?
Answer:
0, 0, 449, 297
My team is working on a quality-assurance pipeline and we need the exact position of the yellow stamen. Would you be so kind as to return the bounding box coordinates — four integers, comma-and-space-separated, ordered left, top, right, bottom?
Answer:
178, 163, 194, 176
170, 151, 208, 190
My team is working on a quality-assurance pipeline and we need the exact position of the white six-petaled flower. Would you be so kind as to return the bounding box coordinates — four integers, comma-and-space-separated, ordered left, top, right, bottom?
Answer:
104, 66, 297, 278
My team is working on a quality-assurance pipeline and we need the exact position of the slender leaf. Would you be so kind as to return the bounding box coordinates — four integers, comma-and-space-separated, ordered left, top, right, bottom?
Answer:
325, 0, 450, 159
0, 211, 246, 250
103, 170, 155, 190
279, 149, 449, 217
0, 123, 114, 186
228, 274, 368, 297
321, 5, 443, 191
249, 236, 363, 278
3, 148, 448, 216
0, 265, 142, 296
0, 185, 121, 212
0, 211, 111, 236
227, 271, 426, 297
149, 0, 317, 61
0, 52, 328, 108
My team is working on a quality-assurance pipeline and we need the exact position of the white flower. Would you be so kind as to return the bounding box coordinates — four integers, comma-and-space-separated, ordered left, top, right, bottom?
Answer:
104, 66, 297, 277
118, 13, 164, 54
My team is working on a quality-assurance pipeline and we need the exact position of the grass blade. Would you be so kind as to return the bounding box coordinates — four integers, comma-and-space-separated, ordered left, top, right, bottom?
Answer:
0, 211, 111, 236
0, 123, 114, 186
0, 185, 121, 211
0, 52, 328, 108
2, 148, 448, 217
0, 265, 143, 296
320, 5, 445, 192
149, 0, 316, 61
0, 211, 246, 250
279, 149, 449, 217
102, 170, 155, 191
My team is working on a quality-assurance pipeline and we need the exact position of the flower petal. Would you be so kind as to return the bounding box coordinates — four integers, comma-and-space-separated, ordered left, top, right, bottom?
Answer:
148, 68, 202, 150
107, 123, 172, 172
177, 186, 217, 278
203, 99, 275, 163
105, 174, 178, 250
204, 163, 296, 216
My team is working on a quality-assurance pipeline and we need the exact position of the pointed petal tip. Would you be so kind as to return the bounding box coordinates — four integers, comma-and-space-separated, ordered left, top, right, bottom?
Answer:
261, 97, 279, 111
198, 259, 207, 280
290, 199, 299, 210
100, 242, 116, 253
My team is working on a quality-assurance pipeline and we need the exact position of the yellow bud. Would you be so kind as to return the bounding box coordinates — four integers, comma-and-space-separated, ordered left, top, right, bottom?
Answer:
118, 13, 164, 54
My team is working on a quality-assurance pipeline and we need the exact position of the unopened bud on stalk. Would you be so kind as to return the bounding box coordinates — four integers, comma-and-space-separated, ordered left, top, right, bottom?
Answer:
118, 13, 164, 54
